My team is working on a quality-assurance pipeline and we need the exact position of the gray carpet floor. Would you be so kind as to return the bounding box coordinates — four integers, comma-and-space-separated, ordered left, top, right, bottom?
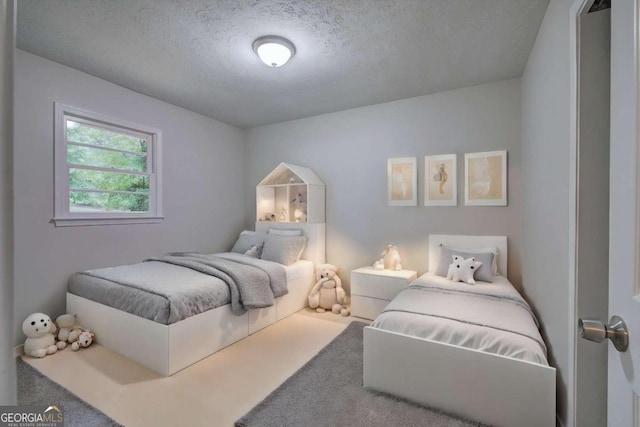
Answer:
17, 358, 123, 427
236, 321, 489, 427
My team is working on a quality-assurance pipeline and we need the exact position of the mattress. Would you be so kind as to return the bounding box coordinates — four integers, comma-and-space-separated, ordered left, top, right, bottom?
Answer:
68, 253, 312, 325
370, 274, 548, 365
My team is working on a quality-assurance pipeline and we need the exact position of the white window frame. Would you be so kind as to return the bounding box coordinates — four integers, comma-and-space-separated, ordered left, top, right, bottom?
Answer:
53, 103, 163, 227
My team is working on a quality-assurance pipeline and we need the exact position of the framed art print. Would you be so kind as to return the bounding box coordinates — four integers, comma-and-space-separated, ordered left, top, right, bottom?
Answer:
425, 154, 457, 206
464, 150, 507, 206
388, 157, 417, 206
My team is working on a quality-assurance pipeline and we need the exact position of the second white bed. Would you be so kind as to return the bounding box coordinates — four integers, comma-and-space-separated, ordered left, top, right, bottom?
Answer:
363, 234, 556, 427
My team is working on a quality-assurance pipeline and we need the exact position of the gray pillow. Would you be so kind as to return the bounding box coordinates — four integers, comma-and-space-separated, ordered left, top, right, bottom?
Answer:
435, 247, 495, 283
268, 228, 303, 236
231, 231, 266, 254
261, 235, 308, 266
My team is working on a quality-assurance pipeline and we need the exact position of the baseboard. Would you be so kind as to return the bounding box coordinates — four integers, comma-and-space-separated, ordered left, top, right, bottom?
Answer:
14, 344, 24, 358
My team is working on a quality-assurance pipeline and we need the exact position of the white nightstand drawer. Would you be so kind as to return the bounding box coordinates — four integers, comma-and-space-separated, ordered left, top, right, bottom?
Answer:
350, 295, 390, 320
351, 267, 417, 300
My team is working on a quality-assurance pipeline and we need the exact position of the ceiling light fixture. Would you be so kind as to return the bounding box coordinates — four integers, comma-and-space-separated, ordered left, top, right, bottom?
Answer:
252, 36, 296, 68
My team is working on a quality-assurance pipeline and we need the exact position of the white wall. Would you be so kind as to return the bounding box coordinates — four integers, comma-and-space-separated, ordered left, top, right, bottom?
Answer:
521, 0, 574, 424
0, 0, 15, 405
245, 79, 523, 291
13, 50, 246, 345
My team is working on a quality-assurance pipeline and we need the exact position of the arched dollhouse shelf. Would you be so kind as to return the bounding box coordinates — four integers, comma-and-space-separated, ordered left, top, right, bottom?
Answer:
256, 162, 325, 224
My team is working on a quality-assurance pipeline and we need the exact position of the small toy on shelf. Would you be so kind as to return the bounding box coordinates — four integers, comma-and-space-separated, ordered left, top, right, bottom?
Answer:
292, 193, 308, 223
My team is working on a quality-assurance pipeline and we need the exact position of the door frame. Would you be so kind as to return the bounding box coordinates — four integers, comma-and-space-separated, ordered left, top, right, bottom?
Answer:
0, 0, 15, 406
568, 0, 600, 426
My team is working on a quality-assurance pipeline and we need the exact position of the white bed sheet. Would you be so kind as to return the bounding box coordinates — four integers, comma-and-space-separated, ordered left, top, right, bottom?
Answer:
284, 259, 314, 282
370, 274, 548, 365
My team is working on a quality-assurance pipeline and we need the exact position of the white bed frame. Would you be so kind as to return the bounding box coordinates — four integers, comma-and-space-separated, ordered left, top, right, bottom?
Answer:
67, 223, 325, 377
363, 234, 557, 427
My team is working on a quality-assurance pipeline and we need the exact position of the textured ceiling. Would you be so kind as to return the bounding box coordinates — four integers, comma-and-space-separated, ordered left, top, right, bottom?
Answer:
17, 0, 548, 129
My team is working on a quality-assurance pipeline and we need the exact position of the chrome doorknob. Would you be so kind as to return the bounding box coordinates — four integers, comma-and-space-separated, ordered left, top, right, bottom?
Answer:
578, 315, 628, 352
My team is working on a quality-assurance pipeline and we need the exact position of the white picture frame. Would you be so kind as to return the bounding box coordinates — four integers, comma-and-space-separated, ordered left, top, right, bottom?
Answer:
387, 157, 417, 206
464, 150, 507, 206
424, 154, 457, 206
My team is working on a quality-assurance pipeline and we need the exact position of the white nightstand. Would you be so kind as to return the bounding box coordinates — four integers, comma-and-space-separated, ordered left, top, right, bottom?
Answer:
350, 267, 417, 320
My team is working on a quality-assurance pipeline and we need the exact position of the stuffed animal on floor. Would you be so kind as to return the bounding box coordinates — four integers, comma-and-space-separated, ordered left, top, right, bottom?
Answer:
308, 264, 350, 316
71, 330, 95, 351
447, 256, 483, 285
55, 313, 83, 344
22, 313, 66, 358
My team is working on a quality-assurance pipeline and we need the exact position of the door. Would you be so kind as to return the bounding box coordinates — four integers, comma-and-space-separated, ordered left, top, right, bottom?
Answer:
608, 0, 640, 425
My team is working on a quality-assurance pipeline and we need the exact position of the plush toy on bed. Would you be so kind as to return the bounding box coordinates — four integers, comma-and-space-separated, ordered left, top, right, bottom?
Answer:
22, 313, 67, 358
308, 264, 350, 316
55, 313, 83, 344
71, 330, 95, 351
447, 255, 483, 285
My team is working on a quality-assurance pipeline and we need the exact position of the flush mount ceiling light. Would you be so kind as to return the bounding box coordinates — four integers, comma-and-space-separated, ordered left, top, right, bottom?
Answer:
252, 36, 296, 68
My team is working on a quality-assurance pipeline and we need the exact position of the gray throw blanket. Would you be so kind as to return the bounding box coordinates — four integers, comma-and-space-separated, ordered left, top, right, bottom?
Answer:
146, 253, 286, 315
215, 252, 288, 298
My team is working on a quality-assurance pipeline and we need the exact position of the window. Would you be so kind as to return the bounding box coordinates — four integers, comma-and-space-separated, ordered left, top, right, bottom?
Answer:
53, 103, 163, 226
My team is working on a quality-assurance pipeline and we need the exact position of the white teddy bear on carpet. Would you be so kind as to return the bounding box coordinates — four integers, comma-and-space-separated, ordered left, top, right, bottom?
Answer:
55, 313, 83, 344
447, 255, 483, 285
23, 313, 66, 358
308, 264, 350, 316
72, 330, 95, 351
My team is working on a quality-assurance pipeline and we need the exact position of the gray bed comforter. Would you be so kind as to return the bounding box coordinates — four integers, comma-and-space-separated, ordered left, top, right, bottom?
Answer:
371, 274, 548, 365
68, 253, 287, 324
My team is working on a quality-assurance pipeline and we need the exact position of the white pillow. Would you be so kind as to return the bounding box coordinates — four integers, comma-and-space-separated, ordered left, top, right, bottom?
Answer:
436, 248, 494, 282
447, 256, 483, 285
268, 228, 303, 236
443, 245, 499, 276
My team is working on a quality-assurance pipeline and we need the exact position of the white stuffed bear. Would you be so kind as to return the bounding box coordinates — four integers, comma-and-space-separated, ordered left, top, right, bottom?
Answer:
447, 256, 483, 285
308, 264, 350, 316
55, 313, 83, 344
71, 330, 95, 351
381, 245, 402, 271
23, 313, 66, 358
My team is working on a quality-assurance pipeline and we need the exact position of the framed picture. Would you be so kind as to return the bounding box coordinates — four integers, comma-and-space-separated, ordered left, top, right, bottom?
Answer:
424, 154, 457, 206
387, 157, 417, 206
465, 150, 507, 206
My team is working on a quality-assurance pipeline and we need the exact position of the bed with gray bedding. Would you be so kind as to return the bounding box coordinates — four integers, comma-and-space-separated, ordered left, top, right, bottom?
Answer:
370, 274, 548, 365
68, 252, 287, 325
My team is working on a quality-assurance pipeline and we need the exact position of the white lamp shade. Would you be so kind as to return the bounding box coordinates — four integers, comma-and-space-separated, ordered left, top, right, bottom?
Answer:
253, 36, 295, 68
